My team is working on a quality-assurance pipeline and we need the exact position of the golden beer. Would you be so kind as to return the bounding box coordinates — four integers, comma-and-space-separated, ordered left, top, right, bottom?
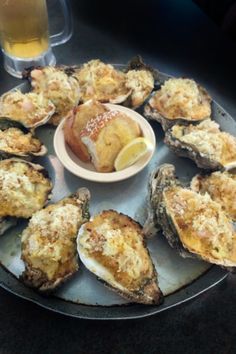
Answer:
0, 0, 49, 58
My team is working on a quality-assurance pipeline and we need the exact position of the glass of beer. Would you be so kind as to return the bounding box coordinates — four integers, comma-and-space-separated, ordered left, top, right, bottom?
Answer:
0, 0, 73, 78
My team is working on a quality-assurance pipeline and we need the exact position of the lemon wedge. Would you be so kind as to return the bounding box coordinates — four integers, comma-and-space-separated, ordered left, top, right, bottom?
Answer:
114, 137, 154, 171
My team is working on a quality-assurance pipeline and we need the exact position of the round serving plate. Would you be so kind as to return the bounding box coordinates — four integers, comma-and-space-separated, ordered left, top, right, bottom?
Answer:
54, 104, 156, 183
0, 67, 233, 320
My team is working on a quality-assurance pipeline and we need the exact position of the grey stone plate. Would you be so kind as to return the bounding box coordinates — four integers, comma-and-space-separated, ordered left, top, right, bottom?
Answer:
0, 69, 230, 320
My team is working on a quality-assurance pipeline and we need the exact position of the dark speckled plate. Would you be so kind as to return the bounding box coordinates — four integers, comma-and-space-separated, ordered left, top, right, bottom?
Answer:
0, 69, 230, 320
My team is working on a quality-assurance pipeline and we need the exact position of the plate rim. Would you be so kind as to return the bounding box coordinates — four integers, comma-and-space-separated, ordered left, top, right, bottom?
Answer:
0, 68, 231, 320
0, 264, 228, 320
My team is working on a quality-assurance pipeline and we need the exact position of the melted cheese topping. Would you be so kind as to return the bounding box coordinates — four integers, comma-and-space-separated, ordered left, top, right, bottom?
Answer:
0, 160, 52, 218
150, 78, 211, 119
172, 119, 236, 166
30, 67, 80, 124
79, 211, 154, 290
21, 201, 82, 280
191, 172, 236, 221
125, 70, 154, 107
164, 186, 236, 265
0, 128, 41, 155
76, 60, 130, 103
0, 90, 55, 127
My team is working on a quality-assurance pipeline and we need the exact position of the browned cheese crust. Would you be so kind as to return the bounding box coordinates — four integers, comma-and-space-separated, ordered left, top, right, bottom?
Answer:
0, 159, 52, 218
0, 91, 55, 128
164, 120, 236, 170
29, 66, 80, 125
21, 188, 90, 292
163, 186, 236, 266
191, 171, 236, 221
78, 210, 163, 304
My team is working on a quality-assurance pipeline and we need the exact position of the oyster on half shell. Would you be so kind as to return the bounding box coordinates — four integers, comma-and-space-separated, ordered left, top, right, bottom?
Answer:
0, 118, 47, 160
77, 210, 163, 305
146, 164, 236, 267
21, 188, 90, 292
0, 90, 55, 128
191, 171, 236, 221
0, 158, 52, 219
75, 57, 155, 108
75, 59, 132, 104
124, 56, 155, 108
144, 78, 211, 131
24, 66, 80, 126
165, 119, 236, 170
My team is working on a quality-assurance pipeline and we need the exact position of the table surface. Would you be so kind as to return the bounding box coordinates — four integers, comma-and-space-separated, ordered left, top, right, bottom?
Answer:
0, 0, 236, 353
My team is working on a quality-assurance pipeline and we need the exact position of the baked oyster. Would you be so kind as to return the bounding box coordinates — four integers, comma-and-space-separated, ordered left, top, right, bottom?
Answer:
191, 171, 236, 221
124, 56, 155, 108
0, 90, 55, 128
0, 159, 52, 219
144, 78, 211, 130
75, 57, 155, 108
146, 164, 236, 267
23, 66, 80, 126
21, 188, 90, 292
76, 59, 131, 104
0, 118, 47, 160
77, 210, 162, 304
165, 119, 236, 170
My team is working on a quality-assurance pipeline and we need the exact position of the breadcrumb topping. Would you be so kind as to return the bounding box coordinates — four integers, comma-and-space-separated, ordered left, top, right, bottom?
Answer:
21, 201, 83, 280
30, 67, 80, 124
76, 60, 129, 103
164, 187, 236, 263
0, 128, 41, 154
191, 171, 236, 221
125, 69, 154, 107
79, 211, 154, 289
0, 160, 52, 218
150, 78, 211, 119
172, 119, 236, 166
0, 90, 55, 127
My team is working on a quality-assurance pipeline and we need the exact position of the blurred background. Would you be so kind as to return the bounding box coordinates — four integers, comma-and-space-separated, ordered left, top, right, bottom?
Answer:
65, 0, 236, 42
195, 0, 236, 40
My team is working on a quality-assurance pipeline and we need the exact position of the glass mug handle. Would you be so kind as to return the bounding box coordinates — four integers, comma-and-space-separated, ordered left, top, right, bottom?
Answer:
50, 0, 73, 47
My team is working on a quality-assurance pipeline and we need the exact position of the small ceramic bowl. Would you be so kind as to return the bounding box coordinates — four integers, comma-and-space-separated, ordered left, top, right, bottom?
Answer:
54, 104, 156, 183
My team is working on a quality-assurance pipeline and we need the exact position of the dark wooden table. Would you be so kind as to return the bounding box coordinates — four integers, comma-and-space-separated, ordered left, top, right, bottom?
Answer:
0, 0, 236, 353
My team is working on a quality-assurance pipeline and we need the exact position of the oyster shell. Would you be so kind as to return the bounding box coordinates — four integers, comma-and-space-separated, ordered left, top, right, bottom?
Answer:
77, 210, 163, 305
24, 66, 80, 126
21, 188, 90, 292
165, 119, 236, 170
143, 163, 180, 237
144, 78, 211, 131
148, 164, 236, 267
0, 118, 47, 160
191, 171, 236, 221
0, 217, 17, 236
0, 158, 52, 219
0, 90, 55, 128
